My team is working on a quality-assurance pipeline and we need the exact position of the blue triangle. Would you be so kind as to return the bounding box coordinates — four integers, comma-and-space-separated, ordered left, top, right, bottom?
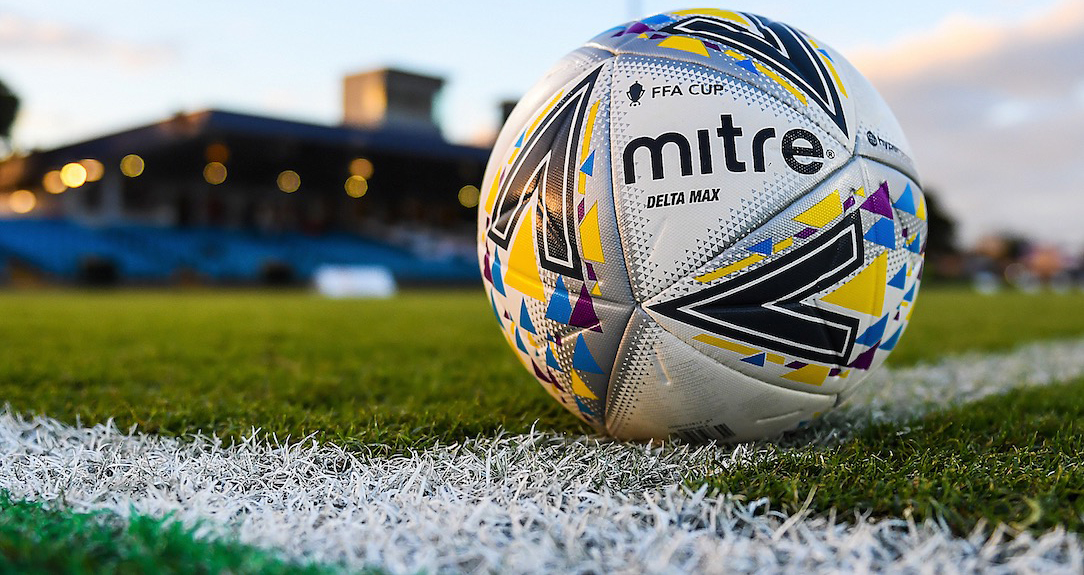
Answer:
519, 301, 536, 334
490, 252, 505, 296
736, 59, 758, 74
747, 238, 773, 255
545, 345, 562, 371
514, 329, 528, 354
579, 151, 595, 176
640, 13, 672, 26
880, 327, 903, 351
903, 283, 916, 303
907, 232, 922, 254
856, 315, 888, 346
741, 352, 766, 367
888, 266, 907, 290
514, 130, 525, 148
864, 218, 896, 249
572, 334, 604, 374
574, 396, 596, 417
894, 183, 916, 215
545, 277, 573, 324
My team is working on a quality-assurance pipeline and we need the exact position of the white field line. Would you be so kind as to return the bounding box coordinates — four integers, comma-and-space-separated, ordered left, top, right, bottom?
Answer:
1, 338, 1083, 573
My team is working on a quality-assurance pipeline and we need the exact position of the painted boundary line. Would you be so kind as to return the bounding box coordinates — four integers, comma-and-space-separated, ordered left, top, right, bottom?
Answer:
2, 338, 1084, 573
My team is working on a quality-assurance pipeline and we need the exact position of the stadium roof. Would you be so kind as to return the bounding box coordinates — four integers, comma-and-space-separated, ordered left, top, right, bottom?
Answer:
0, 108, 490, 197
28, 108, 490, 168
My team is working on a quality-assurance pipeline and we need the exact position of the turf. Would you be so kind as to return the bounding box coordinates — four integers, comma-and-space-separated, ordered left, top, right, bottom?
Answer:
0, 288, 1081, 451
700, 377, 1084, 534
0, 492, 337, 574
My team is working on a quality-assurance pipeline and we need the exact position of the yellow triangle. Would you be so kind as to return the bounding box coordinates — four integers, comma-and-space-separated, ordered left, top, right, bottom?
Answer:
793, 190, 842, 228
658, 36, 709, 57
855, 186, 865, 197
590, 282, 601, 296
782, 364, 832, 386
580, 202, 605, 263
673, 9, 750, 26
821, 252, 887, 316
915, 193, 927, 221
571, 369, 598, 400
504, 204, 547, 301
483, 167, 501, 215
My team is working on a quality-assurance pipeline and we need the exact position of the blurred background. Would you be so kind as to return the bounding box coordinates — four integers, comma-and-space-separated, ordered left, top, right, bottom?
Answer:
0, 0, 1080, 291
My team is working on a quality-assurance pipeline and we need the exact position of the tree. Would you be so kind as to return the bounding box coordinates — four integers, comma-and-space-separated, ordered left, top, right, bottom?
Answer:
921, 189, 957, 256
0, 78, 18, 156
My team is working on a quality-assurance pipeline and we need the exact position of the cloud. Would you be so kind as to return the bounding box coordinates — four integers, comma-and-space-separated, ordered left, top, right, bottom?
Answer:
0, 12, 174, 68
847, 0, 1084, 248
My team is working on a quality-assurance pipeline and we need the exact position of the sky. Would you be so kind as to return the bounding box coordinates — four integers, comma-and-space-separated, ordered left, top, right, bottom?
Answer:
1, 0, 1080, 247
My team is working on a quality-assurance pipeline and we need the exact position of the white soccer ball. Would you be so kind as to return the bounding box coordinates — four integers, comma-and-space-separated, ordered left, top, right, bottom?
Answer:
478, 8, 926, 442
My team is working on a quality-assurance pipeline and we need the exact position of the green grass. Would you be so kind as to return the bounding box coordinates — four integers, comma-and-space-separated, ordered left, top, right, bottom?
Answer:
699, 377, 1084, 534
0, 288, 1081, 451
0, 492, 338, 574
1, 288, 1082, 569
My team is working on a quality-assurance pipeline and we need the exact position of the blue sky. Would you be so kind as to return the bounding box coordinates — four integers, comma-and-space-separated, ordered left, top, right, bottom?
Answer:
0, 1, 1062, 146
1, 1, 1080, 246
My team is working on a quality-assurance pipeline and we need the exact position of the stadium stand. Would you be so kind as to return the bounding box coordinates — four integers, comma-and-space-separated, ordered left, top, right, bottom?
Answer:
0, 68, 488, 286
0, 219, 476, 284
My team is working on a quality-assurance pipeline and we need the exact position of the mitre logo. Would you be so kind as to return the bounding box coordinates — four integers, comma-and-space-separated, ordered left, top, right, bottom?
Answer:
621, 114, 827, 185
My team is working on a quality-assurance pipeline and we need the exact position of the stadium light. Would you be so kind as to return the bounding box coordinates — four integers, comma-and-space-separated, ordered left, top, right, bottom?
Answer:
204, 162, 227, 185
120, 154, 145, 177
42, 170, 67, 194
80, 159, 104, 182
9, 190, 36, 213
60, 162, 88, 188
205, 142, 230, 164
277, 170, 300, 193
349, 158, 374, 179
345, 175, 367, 198
458, 185, 480, 208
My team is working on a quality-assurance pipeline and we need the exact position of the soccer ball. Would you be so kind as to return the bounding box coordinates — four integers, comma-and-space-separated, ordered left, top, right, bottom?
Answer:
477, 9, 926, 442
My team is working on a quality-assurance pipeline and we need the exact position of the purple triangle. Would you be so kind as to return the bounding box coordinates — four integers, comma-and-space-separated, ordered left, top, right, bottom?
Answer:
532, 361, 555, 384
849, 344, 880, 370
795, 227, 817, 239
842, 196, 856, 210
627, 22, 650, 34
586, 262, 597, 281
829, 367, 842, 377
861, 182, 894, 218
569, 284, 601, 332
703, 41, 720, 51
649, 33, 666, 39
786, 361, 807, 369
482, 253, 492, 283
578, 199, 585, 221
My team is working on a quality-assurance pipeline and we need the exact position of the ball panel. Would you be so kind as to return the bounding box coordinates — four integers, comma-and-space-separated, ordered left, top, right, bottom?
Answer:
479, 59, 642, 428
605, 308, 835, 441
642, 160, 870, 396
609, 54, 851, 303
586, 10, 860, 150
